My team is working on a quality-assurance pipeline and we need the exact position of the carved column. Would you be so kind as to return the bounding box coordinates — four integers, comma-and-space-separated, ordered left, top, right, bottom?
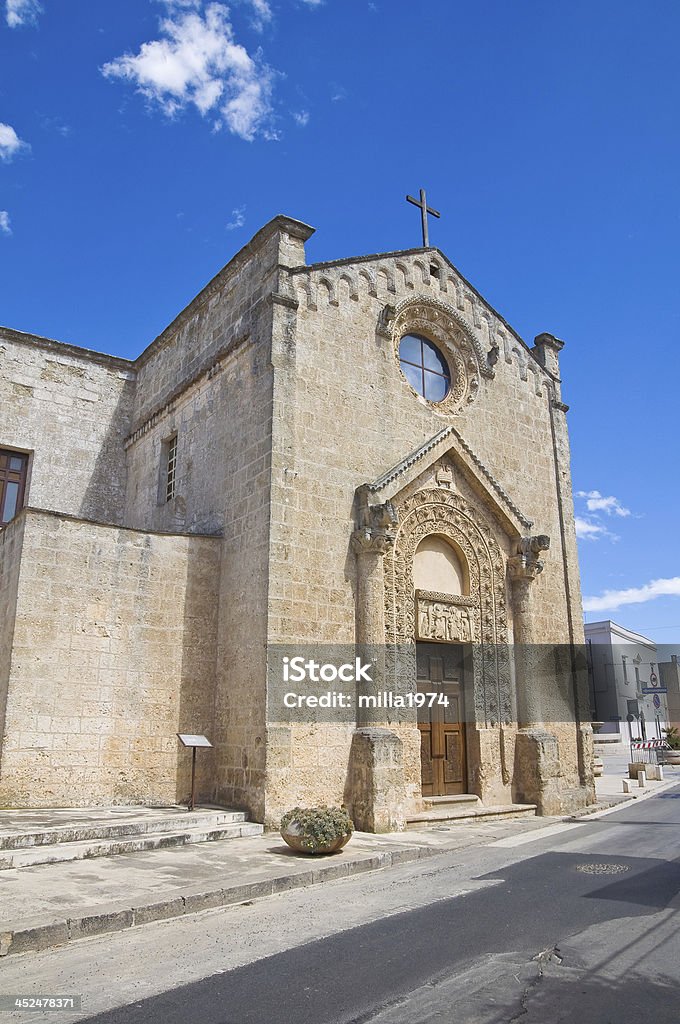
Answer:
509, 536, 563, 815
351, 499, 396, 723
352, 533, 391, 647
347, 497, 408, 831
508, 535, 549, 727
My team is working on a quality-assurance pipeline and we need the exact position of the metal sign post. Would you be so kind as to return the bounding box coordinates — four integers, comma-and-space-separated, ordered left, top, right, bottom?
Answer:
177, 734, 212, 812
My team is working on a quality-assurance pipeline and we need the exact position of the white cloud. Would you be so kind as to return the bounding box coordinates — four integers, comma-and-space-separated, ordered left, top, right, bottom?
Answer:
226, 205, 245, 229
5, 0, 41, 27
293, 109, 309, 126
102, 3, 275, 141
300, 0, 324, 6
243, 0, 272, 31
6, 0, 42, 27
583, 577, 680, 613
576, 489, 631, 518
0, 211, 12, 236
41, 115, 71, 137
575, 517, 606, 540
0, 122, 29, 162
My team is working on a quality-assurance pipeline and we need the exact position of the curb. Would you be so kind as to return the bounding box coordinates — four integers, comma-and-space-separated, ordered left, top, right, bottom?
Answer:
0, 843, 441, 959
567, 775, 680, 822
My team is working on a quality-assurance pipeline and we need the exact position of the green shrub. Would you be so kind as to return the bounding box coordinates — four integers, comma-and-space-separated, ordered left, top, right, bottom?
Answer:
280, 805, 354, 850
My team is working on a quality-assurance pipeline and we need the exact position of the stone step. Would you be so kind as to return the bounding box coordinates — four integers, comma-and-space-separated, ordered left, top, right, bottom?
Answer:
0, 821, 264, 870
0, 809, 248, 851
422, 794, 482, 808
406, 803, 537, 828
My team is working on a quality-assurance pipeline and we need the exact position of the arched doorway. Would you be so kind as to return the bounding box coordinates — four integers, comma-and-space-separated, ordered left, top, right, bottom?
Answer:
413, 535, 470, 796
383, 487, 512, 803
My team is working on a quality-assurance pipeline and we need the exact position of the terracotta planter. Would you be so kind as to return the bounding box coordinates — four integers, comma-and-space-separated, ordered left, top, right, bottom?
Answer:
280, 822, 352, 856
663, 752, 680, 765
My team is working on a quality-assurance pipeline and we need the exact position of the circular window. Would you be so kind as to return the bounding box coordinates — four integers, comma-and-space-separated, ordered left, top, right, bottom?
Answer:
398, 333, 451, 402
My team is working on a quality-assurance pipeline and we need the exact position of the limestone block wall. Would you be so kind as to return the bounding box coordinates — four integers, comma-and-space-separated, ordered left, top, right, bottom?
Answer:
0, 510, 220, 807
122, 218, 314, 819
125, 332, 274, 817
0, 513, 25, 763
128, 216, 311, 434
125, 369, 231, 537
0, 329, 135, 524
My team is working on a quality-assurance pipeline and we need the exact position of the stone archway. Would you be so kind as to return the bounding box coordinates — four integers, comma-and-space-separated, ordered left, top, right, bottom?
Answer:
383, 487, 512, 729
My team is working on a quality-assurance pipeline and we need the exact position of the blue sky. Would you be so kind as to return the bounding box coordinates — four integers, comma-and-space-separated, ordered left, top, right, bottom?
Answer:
1, 0, 679, 641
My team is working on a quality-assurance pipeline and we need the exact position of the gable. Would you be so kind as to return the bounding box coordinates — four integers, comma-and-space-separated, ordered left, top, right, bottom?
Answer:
356, 424, 533, 541
288, 248, 552, 401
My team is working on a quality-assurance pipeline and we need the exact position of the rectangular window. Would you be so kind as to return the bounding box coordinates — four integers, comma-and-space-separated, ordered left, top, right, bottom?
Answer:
0, 449, 29, 525
165, 434, 178, 503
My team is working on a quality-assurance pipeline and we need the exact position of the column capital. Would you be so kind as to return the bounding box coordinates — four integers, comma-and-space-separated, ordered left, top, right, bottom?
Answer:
352, 499, 398, 557
508, 535, 550, 582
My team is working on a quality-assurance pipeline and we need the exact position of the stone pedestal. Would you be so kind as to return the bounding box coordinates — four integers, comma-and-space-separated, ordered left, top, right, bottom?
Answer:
513, 728, 564, 815
345, 728, 407, 833
577, 723, 595, 801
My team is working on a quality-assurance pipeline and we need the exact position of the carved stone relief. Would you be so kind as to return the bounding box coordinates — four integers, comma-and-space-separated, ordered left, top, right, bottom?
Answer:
415, 591, 476, 643
384, 487, 512, 727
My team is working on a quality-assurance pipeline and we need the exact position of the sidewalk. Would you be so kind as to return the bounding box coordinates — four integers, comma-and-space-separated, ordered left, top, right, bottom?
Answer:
1, 764, 678, 959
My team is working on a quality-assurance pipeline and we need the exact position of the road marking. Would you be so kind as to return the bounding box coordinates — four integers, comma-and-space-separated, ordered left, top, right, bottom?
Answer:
487, 822, 583, 847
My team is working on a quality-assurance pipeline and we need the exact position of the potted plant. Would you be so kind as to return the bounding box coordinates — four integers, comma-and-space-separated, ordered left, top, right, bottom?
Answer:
280, 805, 354, 855
662, 726, 680, 764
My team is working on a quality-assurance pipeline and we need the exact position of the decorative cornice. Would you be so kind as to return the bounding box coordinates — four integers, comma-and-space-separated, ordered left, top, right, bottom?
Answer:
10, 505, 222, 539
269, 292, 299, 311
288, 243, 546, 374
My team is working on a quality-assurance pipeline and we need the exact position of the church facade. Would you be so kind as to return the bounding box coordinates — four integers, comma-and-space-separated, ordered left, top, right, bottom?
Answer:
0, 215, 595, 827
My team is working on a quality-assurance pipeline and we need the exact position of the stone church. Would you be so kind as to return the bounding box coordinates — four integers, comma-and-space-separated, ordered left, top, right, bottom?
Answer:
0, 215, 595, 829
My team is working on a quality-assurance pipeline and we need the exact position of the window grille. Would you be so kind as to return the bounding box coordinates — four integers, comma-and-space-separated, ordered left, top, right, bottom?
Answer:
165, 435, 177, 502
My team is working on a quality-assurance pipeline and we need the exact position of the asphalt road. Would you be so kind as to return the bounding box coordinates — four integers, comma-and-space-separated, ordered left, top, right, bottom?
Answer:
76, 788, 680, 1024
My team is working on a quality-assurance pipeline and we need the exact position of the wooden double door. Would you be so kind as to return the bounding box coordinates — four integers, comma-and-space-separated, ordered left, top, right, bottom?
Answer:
417, 643, 467, 797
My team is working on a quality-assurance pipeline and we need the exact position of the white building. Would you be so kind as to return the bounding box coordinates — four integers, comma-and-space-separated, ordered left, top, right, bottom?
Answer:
585, 620, 669, 744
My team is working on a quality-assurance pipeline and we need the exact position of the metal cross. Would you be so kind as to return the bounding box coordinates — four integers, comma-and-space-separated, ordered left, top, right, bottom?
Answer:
406, 188, 441, 247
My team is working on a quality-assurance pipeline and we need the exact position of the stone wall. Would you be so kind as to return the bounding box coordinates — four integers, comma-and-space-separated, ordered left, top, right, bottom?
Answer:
122, 218, 315, 818
0, 329, 135, 524
0, 509, 220, 807
0, 513, 25, 765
